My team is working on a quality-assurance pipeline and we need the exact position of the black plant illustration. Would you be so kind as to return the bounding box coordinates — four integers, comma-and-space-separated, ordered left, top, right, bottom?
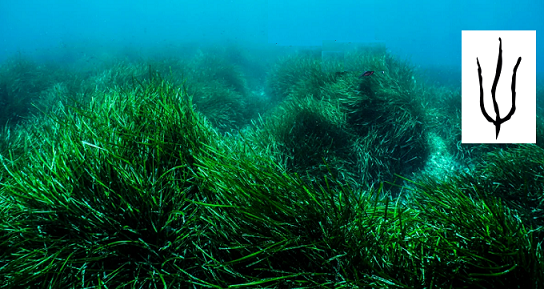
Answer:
477, 37, 522, 139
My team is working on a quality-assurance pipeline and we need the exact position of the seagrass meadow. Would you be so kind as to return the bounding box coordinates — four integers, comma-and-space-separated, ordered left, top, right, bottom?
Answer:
0, 45, 543, 288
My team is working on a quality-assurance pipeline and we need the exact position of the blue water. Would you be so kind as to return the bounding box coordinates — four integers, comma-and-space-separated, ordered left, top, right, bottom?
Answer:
0, 0, 542, 90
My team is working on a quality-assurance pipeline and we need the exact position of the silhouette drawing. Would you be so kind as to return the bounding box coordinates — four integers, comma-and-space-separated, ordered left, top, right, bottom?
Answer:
476, 37, 522, 139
